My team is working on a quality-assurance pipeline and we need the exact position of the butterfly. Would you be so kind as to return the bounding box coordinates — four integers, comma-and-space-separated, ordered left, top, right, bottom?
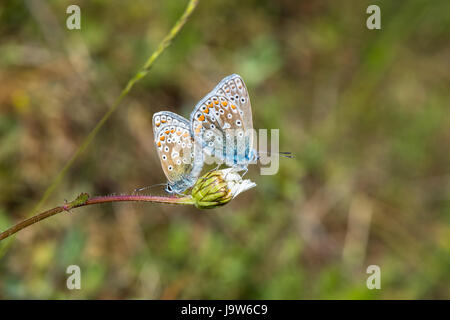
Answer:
190, 74, 257, 172
152, 74, 259, 194
152, 111, 203, 194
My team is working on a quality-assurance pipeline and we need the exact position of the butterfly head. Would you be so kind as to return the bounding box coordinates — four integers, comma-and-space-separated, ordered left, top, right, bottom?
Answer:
165, 183, 175, 194
165, 182, 186, 195
164, 176, 197, 195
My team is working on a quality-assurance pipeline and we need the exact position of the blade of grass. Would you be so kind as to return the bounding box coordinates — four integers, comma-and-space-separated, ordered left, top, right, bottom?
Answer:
0, 0, 199, 258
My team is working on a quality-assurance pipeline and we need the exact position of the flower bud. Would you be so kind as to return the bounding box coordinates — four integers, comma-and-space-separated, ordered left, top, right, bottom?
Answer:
191, 168, 256, 209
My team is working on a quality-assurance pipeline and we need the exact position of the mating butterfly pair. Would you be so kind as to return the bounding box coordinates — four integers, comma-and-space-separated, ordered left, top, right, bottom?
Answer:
152, 74, 257, 194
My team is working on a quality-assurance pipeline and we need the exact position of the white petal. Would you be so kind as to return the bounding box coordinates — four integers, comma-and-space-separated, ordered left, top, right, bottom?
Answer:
219, 168, 256, 199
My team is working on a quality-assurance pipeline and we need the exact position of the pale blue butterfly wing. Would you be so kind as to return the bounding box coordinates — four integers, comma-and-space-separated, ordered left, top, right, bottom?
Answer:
190, 74, 256, 169
153, 111, 203, 193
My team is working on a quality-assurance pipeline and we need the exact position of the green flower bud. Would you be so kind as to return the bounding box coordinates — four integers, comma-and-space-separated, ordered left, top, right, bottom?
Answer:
191, 168, 256, 209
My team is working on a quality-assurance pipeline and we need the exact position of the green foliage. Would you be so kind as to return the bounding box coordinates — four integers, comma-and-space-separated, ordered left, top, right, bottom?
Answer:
0, 0, 449, 299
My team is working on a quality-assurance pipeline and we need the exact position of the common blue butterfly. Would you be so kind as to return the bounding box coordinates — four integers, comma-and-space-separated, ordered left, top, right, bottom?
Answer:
190, 74, 257, 172
152, 111, 203, 194
153, 75, 261, 194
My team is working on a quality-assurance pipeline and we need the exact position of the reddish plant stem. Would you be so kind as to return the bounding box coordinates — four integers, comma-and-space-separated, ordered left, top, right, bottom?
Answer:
0, 194, 194, 242
79, 195, 193, 207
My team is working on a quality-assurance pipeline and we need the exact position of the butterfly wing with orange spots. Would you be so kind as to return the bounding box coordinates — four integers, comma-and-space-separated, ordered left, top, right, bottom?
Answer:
152, 111, 203, 193
190, 74, 256, 167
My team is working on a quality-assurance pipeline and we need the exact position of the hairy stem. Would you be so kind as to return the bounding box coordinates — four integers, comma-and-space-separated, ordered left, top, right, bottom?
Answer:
0, 193, 195, 242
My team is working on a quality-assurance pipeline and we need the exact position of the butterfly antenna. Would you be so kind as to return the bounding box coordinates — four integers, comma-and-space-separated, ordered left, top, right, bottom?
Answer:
258, 151, 294, 159
279, 151, 294, 158
133, 183, 166, 195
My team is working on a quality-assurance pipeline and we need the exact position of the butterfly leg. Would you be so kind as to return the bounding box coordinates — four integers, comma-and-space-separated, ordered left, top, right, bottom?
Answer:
240, 167, 248, 178
173, 189, 187, 197
203, 162, 222, 176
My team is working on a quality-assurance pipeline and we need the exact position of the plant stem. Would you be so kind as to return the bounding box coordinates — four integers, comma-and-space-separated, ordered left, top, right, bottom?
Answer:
0, 0, 199, 257
0, 193, 195, 242
34, 0, 199, 216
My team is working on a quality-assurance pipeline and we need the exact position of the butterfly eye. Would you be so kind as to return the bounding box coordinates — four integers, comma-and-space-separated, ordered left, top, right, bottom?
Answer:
240, 97, 245, 103
236, 120, 242, 126
168, 165, 173, 171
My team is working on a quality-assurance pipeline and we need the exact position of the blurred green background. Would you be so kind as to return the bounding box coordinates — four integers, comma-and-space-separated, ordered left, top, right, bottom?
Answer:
0, 0, 449, 299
